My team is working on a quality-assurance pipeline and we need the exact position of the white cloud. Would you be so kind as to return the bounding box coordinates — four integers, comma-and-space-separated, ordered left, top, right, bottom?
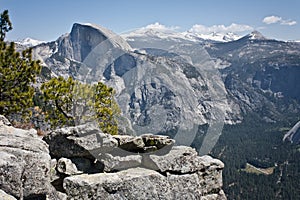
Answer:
281, 20, 297, 26
263, 15, 297, 26
121, 22, 181, 38
142, 22, 179, 32
263, 16, 282, 24
189, 23, 253, 34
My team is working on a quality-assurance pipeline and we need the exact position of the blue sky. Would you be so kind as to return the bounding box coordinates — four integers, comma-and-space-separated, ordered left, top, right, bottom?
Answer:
1, 0, 299, 41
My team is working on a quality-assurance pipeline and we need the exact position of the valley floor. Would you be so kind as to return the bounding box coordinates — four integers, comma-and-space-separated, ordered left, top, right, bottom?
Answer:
205, 113, 300, 200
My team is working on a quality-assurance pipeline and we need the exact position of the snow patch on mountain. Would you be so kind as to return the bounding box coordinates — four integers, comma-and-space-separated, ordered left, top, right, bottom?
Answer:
15, 37, 45, 47
122, 22, 242, 43
246, 31, 267, 40
183, 31, 241, 42
121, 23, 193, 42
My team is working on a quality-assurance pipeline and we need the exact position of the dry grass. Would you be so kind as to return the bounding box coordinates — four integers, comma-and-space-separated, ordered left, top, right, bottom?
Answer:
12, 121, 34, 130
12, 121, 46, 136
36, 129, 45, 136
241, 163, 275, 175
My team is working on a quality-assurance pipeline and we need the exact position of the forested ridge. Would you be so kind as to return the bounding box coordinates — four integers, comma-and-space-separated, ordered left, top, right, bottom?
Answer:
209, 113, 300, 199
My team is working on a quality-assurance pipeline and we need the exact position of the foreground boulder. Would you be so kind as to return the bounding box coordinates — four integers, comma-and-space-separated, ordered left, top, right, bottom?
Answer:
43, 122, 119, 159
1, 116, 226, 199
45, 124, 175, 172
0, 115, 52, 199
45, 122, 226, 199
0, 189, 17, 200
144, 145, 219, 173
64, 168, 168, 200
64, 162, 225, 200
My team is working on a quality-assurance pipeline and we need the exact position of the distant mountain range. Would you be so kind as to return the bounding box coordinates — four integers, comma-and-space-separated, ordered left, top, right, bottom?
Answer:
15, 37, 45, 47
15, 25, 279, 47
122, 23, 300, 125
122, 27, 241, 43
15, 23, 300, 147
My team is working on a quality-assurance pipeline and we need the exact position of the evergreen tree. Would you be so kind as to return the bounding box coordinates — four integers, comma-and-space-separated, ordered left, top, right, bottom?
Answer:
94, 81, 120, 135
41, 76, 120, 135
0, 10, 41, 120
0, 10, 12, 41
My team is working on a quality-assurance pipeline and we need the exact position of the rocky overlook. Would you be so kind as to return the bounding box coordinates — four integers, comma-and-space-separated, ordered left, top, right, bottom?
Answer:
9, 19, 300, 200
0, 115, 226, 200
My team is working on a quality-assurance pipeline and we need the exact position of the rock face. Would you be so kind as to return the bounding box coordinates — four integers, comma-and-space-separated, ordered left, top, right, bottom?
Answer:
30, 22, 300, 155
0, 115, 52, 199
144, 146, 224, 173
63, 153, 225, 200
44, 122, 225, 199
63, 165, 225, 200
125, 27, 300, 125
1, 116, 226, 199
206, 35, 300, 118
32, 23, 239, 155
0, 189, 17, 200
44, 123, 175, 172
43, 122, 119, 159
283, 121, 300, 144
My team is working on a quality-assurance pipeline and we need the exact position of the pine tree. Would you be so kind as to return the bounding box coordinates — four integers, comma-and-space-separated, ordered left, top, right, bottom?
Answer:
41, 76, 120, 135
0, 10, 12, 41
94, 81, 120, 135
0, 10, 41, 120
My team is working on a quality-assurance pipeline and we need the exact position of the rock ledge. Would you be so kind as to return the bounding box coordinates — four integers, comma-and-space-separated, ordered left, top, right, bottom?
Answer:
0, 115, 226, 200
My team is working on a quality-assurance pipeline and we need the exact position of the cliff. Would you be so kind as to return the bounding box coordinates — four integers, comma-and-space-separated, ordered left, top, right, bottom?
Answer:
0, 115, 226, 199
32, 23, 241, 156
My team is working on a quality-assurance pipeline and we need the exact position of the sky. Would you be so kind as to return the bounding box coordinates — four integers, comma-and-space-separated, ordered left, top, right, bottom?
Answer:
0, 0, 299, 42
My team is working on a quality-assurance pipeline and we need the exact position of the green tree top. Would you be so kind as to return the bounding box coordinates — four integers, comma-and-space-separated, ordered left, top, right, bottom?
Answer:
0, 10, 41, 120
0, 10, 12, 41
41, 76, 120, 135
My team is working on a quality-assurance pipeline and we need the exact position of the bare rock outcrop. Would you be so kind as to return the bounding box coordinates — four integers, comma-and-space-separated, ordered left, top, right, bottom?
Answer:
0, 115, 226, 199
63, 154, 225, 200
0, 189, 17, 200
0, 115, 53, 199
